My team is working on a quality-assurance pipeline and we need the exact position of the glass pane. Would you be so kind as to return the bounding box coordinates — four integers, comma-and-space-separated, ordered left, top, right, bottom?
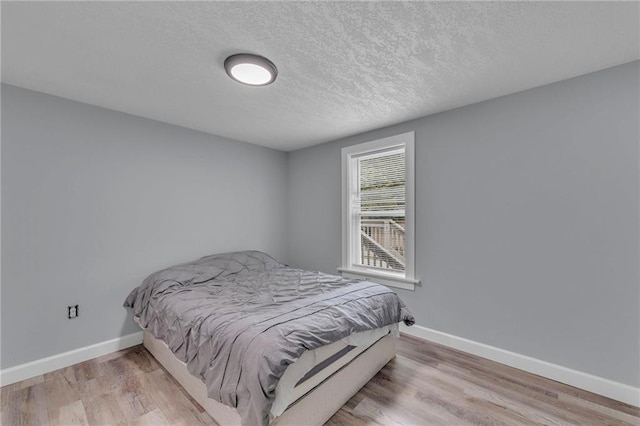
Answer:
357, 215, 406, 272
359, 151, 405, 213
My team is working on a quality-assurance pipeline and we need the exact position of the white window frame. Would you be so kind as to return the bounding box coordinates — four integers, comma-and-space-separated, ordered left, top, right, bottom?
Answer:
338, 131, 418, 291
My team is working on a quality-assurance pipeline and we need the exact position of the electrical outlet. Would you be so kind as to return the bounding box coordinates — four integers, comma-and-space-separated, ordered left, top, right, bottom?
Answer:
68, 305, 78, 319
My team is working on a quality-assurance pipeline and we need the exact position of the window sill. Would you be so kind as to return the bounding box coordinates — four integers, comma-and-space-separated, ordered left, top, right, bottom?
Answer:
337, 267, 418, 291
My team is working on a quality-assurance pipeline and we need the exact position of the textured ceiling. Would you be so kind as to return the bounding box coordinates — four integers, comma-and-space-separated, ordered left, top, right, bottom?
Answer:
2, 2, 638, 151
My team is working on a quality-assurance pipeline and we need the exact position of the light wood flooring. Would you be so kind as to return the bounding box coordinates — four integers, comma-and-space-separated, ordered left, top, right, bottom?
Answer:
2, 333, 638, 425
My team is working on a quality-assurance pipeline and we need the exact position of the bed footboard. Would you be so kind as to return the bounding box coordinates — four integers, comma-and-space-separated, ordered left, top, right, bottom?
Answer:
142, 329, 396, 425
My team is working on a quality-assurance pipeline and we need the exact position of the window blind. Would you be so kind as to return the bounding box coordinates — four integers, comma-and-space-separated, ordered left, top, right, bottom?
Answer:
357, 150, 405, 215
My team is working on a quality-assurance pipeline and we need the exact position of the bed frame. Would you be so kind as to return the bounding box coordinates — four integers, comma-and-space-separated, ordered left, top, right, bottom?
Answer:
143, 329, 396, 425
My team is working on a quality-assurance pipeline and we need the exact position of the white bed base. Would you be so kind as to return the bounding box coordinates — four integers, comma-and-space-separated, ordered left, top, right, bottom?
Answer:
142, 329, 396, 425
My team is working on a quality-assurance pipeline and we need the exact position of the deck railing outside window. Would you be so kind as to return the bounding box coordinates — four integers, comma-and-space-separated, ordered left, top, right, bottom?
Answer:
359, 218, 406, 271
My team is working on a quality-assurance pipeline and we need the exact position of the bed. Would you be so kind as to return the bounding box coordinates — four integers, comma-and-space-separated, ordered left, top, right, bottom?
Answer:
124, 250, 414, 425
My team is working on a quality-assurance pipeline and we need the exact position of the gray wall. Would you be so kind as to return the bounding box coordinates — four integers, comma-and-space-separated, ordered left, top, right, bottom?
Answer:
1, 84, 288, 369
3, 61, 638, 387
287, 61, 640, 387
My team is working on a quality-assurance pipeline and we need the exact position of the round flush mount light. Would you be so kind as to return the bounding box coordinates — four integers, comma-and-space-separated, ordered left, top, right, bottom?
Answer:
224, 54, 278, 86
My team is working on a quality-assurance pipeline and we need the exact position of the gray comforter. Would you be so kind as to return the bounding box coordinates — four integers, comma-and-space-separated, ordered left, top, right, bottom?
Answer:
124, 251, 414, 426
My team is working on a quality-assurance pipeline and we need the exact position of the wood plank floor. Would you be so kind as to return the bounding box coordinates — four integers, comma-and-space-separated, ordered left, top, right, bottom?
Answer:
2, 333, 638, 425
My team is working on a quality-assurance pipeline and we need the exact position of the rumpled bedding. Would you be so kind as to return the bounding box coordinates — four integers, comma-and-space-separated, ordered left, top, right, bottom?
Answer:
124, 250, 414, 425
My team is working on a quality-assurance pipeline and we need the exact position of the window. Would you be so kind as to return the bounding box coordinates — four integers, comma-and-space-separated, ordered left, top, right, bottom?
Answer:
339, 132, 418, 290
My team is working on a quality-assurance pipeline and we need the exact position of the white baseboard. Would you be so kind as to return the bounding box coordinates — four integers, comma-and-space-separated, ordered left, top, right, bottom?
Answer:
400, 324, 639, 407
0, 331, 143, 387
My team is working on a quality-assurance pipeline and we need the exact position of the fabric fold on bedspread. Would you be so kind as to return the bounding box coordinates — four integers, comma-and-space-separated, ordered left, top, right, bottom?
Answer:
124, 250, 414, 426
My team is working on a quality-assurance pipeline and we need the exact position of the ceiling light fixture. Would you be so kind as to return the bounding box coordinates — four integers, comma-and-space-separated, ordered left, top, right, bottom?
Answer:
224, 54, 278, 86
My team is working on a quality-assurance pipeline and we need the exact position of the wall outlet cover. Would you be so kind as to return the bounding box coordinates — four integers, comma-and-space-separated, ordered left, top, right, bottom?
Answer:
68, 305, 78, 319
